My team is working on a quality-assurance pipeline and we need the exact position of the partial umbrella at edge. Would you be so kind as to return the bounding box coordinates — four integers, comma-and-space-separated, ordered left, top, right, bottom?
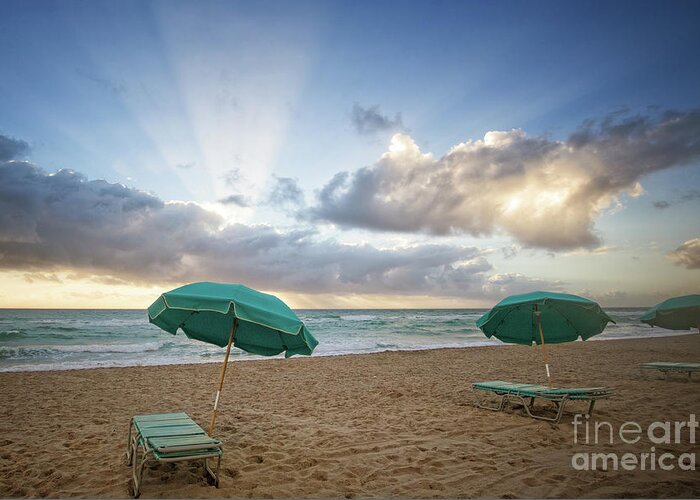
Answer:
640, 294, 700, 331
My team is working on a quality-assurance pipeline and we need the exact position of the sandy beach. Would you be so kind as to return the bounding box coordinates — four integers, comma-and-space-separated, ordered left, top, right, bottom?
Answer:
1, 334, 698, 498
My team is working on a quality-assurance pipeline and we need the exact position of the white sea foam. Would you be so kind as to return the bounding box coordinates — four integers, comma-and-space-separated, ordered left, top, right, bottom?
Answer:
0, 308, 692, 373
0, 330, 22, 338
0, 341, 166, 358
339, 314, 378, 321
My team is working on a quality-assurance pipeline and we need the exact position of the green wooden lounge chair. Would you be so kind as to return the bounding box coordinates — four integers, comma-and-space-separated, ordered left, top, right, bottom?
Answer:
641, 362, 700, 379
125, 412, 223, 498
472, 380, 613, 423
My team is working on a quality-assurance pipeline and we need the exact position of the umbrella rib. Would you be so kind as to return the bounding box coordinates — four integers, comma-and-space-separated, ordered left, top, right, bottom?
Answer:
548, 303, 581, 340
485, 304, 526, 339
178, 310, 200, 331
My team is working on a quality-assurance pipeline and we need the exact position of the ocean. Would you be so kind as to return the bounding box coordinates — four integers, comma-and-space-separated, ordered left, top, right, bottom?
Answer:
0, 308, 686, 372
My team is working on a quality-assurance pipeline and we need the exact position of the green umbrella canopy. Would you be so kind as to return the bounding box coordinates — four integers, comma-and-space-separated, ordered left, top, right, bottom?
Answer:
640, 294, 700, 331
476, 291, 615, 345
147, 282, 318, 358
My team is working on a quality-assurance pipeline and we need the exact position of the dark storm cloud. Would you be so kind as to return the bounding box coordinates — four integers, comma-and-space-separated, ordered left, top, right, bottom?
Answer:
0, 160, 509, 297
351, 103, 404, 135
310, 109, 700, 250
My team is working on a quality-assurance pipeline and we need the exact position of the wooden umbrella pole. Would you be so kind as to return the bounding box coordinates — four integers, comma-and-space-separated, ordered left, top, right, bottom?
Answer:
535, 306, 552, 387
209, 318, 236, 436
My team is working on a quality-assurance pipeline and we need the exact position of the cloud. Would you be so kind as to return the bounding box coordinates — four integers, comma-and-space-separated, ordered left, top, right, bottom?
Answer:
681, 189, 700, 201
223, 168, 244, 186
652, 189, 700, 209
500, 245, 520, 259
481, 273, 565, 298
0, 160, 507, 297
309, 109, 700, 250
267, 176, 305, 208
668, 238, 700, 269
564, 245, 618, 256
75, 68, 127, 95
575, 288, 628, 305
219, 194, 250, 207
351, 103, 404, 135
0, 134, 30, 161
175, 162, 195, 170
23, 272, 62, 284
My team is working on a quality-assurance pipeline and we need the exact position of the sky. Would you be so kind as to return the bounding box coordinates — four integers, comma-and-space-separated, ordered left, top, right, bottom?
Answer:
0, 0, 699, 309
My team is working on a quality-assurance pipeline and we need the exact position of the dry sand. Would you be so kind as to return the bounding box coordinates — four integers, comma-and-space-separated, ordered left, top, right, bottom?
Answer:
1, 334, 699, 498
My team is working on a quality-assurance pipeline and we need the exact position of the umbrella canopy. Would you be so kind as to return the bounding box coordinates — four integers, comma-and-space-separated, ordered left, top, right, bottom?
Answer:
148, 282, 318, 436
477, 291, 615, 386
148, 282, 318, 357
477, 291, 615, 345
640, 294, 700, 331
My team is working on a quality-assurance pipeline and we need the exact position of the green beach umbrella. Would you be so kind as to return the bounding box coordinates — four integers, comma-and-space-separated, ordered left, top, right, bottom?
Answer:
476, 291, 615, 386
148, 282, 318, 435
640, 294, 700, 332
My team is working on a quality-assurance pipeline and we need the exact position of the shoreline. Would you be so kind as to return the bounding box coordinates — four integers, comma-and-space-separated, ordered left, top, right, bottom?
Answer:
2, 334, 699, 498
1, 330, 695, 374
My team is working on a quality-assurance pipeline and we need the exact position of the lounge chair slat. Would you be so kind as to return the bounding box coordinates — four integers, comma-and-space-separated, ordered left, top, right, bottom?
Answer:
148, 435, 222, 451
135, 420, 197, 429
126, 412, 223, 497
641, 362, 700, 371
138, 425, 206, 438
133, 412, 190, 421
153, 448, 223, 460
472, 379, 612, 423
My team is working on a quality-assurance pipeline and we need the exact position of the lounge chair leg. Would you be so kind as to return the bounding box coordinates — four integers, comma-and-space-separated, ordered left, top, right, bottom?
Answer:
587, 399, 596, 417
474, 391, 507, 412
131, 443, 148, 499
554, 398, 567, 424
204, 455, 221, 488
519, 396, 564, 423
125, 418, 134, 466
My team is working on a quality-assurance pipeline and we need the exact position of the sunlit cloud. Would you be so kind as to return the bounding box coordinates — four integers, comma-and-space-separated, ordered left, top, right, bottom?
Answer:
308, 109, 700, 250
668, 238, 700, 269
